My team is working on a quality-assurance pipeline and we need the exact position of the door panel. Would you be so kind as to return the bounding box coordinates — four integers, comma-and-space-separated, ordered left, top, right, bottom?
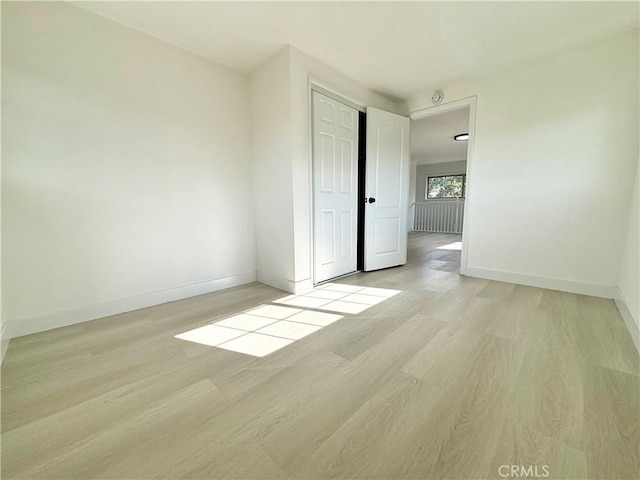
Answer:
313, 92, 359, 283
340, 139, 354, 193
320, 133, 335, 192
375, 125, 403, 208
320, 210, 335, 265
365, 107, 410, 271
341, 210, 353, 258
373, 217, 401, 254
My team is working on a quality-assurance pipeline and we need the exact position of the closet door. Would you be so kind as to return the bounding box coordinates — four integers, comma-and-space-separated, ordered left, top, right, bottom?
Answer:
312, 91, 359, 283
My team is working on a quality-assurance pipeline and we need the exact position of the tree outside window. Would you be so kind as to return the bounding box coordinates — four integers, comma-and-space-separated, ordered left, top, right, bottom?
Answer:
426, 174, 466, 199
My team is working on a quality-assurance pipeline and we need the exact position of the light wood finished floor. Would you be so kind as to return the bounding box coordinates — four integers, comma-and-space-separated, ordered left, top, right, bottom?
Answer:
2, 233, 638, 479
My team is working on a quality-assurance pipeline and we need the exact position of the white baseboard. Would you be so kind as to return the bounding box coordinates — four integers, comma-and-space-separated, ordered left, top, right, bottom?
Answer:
1, 323, 9, 364
5, 271, 257, 341
256, 271, 314, 295
257, 271, 296, 293
464, 267, 617, 299
615, 288, 640, 353
292, 278, 314, 295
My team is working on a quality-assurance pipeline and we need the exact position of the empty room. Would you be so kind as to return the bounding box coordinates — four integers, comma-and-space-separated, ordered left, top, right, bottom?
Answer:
1, 2, 638, 479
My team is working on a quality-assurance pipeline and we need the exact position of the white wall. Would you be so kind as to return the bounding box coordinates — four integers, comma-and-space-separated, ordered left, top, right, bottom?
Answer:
249, 48, 296, 292
251, 45, 399, 293
415, 160, 467, 202
0, 2, 4, 361
405, 31, 639, 297
2, 2, 256, 338
617, 163, 639, 349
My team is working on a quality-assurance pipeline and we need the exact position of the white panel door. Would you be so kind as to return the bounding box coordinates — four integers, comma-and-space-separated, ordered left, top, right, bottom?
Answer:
365, 107, 410, 271
313, 91, 358, 283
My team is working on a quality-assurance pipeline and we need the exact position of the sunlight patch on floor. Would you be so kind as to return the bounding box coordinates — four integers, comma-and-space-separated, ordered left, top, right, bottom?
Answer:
174, 304, 340, 357
275, 283, 401, 314
436, 242, 462, 251
174, 284, 401, 357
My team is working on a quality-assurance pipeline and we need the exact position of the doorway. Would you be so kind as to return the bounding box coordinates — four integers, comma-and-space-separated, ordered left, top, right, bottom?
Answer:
409, 98, 476, 275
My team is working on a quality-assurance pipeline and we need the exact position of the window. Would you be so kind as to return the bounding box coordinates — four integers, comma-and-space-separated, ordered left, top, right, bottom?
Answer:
426, 174, 466, 199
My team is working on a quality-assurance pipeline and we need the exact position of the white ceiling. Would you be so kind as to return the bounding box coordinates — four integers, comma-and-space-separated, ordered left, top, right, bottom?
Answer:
74, 1, 638, 101
411, 107, 470, 165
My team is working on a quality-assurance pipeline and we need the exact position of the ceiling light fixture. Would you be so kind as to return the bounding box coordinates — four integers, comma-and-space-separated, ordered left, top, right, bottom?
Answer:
454, 133, 469, 141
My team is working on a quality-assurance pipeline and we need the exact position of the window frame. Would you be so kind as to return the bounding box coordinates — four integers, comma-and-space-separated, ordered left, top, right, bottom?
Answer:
425, 174, 466, 200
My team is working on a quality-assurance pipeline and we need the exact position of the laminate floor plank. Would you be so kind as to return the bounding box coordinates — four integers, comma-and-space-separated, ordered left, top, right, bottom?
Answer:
400, 302, 494, 389
574, 296, 639, 375
2, 232, 638, 480
482, 307, 586, 480
114, 351, 351, 479
485, 284, 544, 341
488, 419, 588, 480
582, 364, 640, 479
359, 334, 527, 479
293, 373, 440, 479
259, 312, 446, 474
10, 379, 225, 479
328, 301, 426, 361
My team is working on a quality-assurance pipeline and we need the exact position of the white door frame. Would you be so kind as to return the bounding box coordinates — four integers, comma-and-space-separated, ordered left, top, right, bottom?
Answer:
409, 96, 477, 275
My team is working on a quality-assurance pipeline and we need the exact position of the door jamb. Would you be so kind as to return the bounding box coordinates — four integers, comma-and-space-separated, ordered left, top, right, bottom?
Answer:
409, 96, 477, 275
310, 84, 366, 113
